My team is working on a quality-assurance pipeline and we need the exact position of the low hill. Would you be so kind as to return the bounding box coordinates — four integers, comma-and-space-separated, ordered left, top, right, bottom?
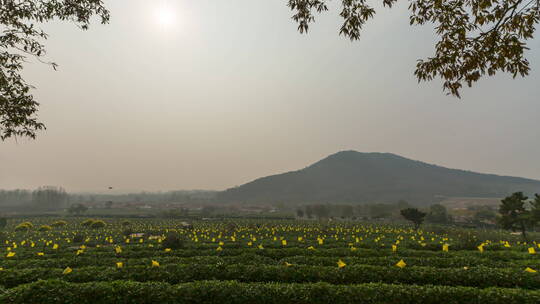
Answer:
217, 151, 540, 205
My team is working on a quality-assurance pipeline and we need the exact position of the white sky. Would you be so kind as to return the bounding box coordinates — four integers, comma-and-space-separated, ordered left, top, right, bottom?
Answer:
1, 0, 540, 193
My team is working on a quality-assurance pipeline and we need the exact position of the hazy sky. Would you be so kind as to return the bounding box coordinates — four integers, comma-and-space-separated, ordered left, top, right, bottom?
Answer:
1, 0, 540, 193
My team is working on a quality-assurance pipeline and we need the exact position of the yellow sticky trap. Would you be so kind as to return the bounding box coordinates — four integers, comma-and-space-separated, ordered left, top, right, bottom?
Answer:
442, 244, 449, 252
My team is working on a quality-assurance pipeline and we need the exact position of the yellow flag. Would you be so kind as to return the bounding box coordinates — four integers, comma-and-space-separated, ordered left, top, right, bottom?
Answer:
6, 252, 15, 258
284, 262, 293, 267
396, 259, 406, 268
525, 267, 537, 273
318, 238, 324, 245
164, 248, 172, 252
282, 240, 287, 246
115, 246, 122, 254
528, 247, 536, 254
504, 241, 511, 248
53, 244, 59, 250
151, 260, 160, 267
116, 262, 123, 269
392, 245, 397, 252
442, 244, 449, 252
37, 252, 44, 256
337, 259, 346, 268
216, 246, 223, 251
477, 245, 484, 253
258, 244, 264, 250
63, 267, 73, 275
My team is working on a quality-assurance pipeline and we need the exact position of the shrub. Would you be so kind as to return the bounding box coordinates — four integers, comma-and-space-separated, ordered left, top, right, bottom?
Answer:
122, 228, 133, 237
0, 217, 7, 229
2, 280, 540, 304
90, 220, 106, 229
20, 221, 33, 228
14, 225, 29, 232
81, 219, 94, 227
72, 234, 85, 243
162, 232, 184, 250
51, 220, 68, 227
14, 222, 33, 232
38, 225, 52, 232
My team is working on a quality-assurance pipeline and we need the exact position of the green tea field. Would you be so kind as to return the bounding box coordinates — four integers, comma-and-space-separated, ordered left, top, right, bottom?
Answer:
1, 218, 540, 303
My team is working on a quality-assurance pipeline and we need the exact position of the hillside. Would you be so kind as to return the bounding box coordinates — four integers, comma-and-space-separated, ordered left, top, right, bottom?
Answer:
217, 151, 540, 205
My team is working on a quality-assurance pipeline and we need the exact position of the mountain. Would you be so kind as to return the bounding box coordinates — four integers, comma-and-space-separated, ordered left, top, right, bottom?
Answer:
217, 151, 540, 205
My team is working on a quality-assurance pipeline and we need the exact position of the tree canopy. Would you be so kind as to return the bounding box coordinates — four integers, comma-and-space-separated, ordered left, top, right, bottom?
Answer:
498, 192, 540, 241
288, 0, 539, 97
0, 0, 109, 140
400, 207, 427, 230
2, 1, 539, 140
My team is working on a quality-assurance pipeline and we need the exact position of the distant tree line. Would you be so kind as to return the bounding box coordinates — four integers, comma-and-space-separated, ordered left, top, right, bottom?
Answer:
0, 188, 219, 212
297, 200, 504, 229
0, 187, 68, 212
69, 190, 217, 205
296, 201, 410, 220
399, 192, 540, 235
295, 200, 452, 223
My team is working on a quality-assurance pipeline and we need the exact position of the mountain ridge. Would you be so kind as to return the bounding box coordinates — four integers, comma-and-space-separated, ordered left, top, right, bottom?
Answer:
217, 151, 540, 205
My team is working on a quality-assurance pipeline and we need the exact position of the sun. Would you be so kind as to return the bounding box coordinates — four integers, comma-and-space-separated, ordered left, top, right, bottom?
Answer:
155, 5, 176, 28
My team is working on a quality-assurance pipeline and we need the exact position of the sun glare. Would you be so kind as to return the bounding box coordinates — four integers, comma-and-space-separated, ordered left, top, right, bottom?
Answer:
155, 6, 176, 29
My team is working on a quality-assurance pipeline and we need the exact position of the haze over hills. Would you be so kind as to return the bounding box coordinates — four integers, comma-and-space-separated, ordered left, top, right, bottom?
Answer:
217, 151, 540, 205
